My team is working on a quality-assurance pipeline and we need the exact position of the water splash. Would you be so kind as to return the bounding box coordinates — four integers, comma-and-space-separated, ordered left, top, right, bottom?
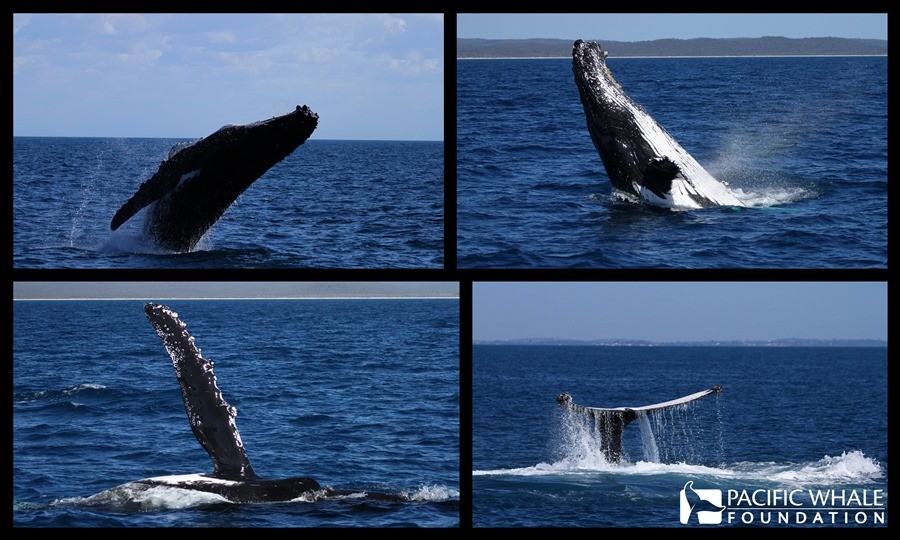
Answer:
475, 396, 881, 486
102, 230, 170, 255
474, 450, 883, 486
635, 411, 660, 463
551, 404, 614, 470
549, 395, 722, 467
703, 123, 822, 208
647, 402, 712, 464
731, 186, 814, 207
405, 484, 460, 502
100, 204, 216, 255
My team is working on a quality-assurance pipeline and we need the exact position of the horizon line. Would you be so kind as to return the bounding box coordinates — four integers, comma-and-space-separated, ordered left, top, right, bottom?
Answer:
473, 338, 886, 344
15, 296, 459, 301
11, 135, 443, 143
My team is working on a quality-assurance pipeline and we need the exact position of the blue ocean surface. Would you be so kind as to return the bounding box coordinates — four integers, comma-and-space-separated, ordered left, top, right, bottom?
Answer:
458, 56, 887, 268
473, 346, 887, 527
14, 299, 459, 527
13, 139, 443, 268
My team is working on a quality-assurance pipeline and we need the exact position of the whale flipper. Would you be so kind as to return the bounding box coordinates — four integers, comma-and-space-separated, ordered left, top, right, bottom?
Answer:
641, 157, 683, 199
110, 142, 207, 230
68, 302, 427, 506
144, 303, 256, 479
556, 386, 722, 463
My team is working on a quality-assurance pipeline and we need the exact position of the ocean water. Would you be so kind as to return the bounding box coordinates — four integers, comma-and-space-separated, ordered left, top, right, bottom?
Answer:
13, 299, 459, 527
473, 346, 887, 527
13, 139, 443, 268
458, 56, 887, 268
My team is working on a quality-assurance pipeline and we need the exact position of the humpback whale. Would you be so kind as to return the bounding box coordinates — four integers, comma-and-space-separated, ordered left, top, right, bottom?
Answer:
572, 40, 745, 209
556, 385, 722, 463
110, 105, 318, 252
93, 303, 407, 505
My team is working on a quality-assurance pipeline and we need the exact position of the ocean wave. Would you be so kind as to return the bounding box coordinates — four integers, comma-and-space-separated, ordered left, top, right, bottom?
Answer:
15, 383, 113, 404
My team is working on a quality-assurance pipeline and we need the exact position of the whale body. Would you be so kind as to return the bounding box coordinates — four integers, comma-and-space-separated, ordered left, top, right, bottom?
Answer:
572, 40, 744, 209
110, 105, 318, 252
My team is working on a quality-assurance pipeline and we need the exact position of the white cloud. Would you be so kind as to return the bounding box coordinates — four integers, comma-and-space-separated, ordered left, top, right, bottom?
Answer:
407, 14, 443, 24
383, 15, 407, 35
380, 50, 441, 75
91, 14, 158, 36
13, 14, 32, 35
117, 48, 162, 66
206, 30, 236, 44
97, 15, 117, 35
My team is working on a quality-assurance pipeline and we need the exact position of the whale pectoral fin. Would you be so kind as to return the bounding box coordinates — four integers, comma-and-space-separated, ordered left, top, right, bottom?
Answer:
110, 174, 171, 230
110, 198, 145, 230
110, 157, 186, 230
641, 157, 683, 199
144, 303, 256, 480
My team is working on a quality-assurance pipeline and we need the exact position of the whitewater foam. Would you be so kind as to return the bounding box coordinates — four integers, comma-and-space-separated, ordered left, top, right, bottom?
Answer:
474, 450, 883, 486
605, 185, 812, 209
731, 186, 814, 207
405, 484, 460, 502
102, 230, 170, 255
56, 483, 231, 511
66, 383, 107, 393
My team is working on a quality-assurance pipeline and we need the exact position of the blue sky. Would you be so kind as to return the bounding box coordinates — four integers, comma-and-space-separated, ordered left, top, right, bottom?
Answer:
457, 13, 887, 41
473, 282, 887, 342
13, 14, 443, 139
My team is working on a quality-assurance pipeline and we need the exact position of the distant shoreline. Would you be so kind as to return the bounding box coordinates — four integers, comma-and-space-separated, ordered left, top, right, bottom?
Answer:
458, 36, 886, 60
459, 54, 887, 60
474, 340, 886, 347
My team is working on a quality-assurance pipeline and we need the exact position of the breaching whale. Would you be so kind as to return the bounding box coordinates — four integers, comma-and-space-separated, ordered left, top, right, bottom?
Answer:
572, 40, 744, 209
556, 385, 722, 463
110, 105, 318, 252
90, 303, 408, 505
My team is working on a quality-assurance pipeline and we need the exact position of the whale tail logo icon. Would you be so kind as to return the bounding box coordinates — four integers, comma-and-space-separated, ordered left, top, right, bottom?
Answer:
679, 481, 726, 524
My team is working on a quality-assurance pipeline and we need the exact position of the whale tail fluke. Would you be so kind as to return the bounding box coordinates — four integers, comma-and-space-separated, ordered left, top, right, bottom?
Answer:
556, 386, 722, 463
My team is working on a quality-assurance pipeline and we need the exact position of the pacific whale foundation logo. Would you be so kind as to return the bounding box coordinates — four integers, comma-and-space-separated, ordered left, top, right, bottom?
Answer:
677, 482, 886, 526
680, 481, 726, 524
